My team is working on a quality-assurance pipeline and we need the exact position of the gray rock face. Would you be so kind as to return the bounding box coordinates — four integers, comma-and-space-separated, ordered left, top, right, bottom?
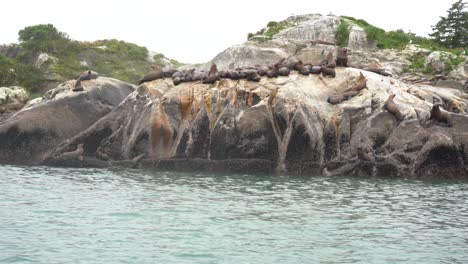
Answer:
275, 15, 340, 42
42, 70, 468, 179
207, 44, 289, 70
0, 77, 135, 164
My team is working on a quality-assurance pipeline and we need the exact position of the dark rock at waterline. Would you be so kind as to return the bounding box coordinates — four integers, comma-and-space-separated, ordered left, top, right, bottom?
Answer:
0, 77, 135, 164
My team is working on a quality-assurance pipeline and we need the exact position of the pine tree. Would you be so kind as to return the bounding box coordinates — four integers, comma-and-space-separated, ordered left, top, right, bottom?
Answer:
430, 0, 468, 48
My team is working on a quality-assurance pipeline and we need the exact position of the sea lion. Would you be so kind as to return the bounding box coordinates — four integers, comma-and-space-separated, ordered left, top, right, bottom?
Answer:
173, 77, 183, 86
309, 66, 322, 75
347, 72, 367, 92
310, 40, 336, 46
328, 94, 345, 104
325, 51, 336, 68
246, 70, 261, 82
257, 66, 269, 76
363, 64, 391, 76
228, 71, 239, 80
299, 65, 311, 75
384, 94, 404, 121
192, 71, 208, 81
163, 68, 177, 77
321, 67, 336, 78
172, 71, 184, 79
284, 56, 300, 70
336, 48, 348, 67
278, 67, 290, 76
357, 145, 375, 163
202, 63, 219, 84
74, 70, 98, 91
59, 144, 84, 161
327, 90, 359, 104
138, 70, 164, 85
430, 104, 453, 127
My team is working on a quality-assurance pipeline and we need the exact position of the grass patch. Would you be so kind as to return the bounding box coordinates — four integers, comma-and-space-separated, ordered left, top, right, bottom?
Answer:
335, 20, 351, 47
249, 20, 295, 42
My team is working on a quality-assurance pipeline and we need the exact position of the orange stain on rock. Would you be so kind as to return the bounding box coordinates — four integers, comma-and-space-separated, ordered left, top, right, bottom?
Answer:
151, 103, 172, 158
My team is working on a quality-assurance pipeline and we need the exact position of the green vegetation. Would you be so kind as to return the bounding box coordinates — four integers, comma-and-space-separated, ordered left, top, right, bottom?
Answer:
0, 54, 41, 91
0, 24, 185, 91
335, 20, 351, 46
430, 0, 467, 49
248, 20, 295, 42
405, 54, 432, 74
340, 15, 466, 54
152, 53, 184, 68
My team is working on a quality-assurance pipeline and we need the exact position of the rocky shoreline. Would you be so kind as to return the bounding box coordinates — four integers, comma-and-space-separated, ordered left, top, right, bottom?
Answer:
1, 14, 467, 180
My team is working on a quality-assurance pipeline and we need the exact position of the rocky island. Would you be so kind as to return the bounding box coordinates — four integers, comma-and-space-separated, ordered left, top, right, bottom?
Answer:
1, 14, 467, 180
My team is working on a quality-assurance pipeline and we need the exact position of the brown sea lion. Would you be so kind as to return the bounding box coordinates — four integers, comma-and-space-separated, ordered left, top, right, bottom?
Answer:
327, 90, 359, 104
138, 70, 164, 85
192, 71, 208, 81
430, 104, 453, 127
257, 66, 269, 76
246, 70, 261, 82
325, 51, 336, 68
284, 56, 300, 70
299, 65, 311, 75
310, 66, 322, 75
173, 77, 183, 86
59, 144, 84, 161
230, 71, 241, 80
278, 67, 290, 76
74, 70, 98, 91
363, 65, 391, 76
321, 67, 336, 78
203, 63, 219, 84
384, 94, 404, 121
336, 48, 348, 67
357, 145, 375, 163
310, 40, 336, 46
172, 71, 184, 79
163, 68, 177, 77
348, 72, 367, 92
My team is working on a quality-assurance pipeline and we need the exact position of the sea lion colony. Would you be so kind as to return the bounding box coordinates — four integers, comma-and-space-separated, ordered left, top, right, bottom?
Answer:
77, 45, 454, 126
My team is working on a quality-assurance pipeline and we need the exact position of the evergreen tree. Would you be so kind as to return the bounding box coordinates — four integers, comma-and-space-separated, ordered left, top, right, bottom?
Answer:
430, 0, 468, 48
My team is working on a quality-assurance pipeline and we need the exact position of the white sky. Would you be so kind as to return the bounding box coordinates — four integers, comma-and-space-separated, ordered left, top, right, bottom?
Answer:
0, 0, 453, 63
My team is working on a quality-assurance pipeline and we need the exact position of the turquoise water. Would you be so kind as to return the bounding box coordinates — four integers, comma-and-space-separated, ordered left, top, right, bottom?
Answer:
0, 165, 467, 264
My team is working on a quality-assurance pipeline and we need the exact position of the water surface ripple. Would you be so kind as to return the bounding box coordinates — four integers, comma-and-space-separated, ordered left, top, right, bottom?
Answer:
0, 165, 467, 263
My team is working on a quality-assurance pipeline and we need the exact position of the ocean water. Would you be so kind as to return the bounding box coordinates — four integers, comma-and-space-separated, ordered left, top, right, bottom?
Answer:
0, 165, 467, 264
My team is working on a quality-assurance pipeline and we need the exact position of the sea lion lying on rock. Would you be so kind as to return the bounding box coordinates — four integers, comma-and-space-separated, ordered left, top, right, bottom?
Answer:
192, 70, 208, 81
384, 94, 404, 121
138, 66, 164, 85
59, 144, 84, 161
430, 104, 453, 127
327, 91, 359, 104
310, 40, 336, 46
309, 66, 322, 75
347, 72, 367, 92
163, 68, 177, 77
321, 67, 336, 78
74, 70, 98, 91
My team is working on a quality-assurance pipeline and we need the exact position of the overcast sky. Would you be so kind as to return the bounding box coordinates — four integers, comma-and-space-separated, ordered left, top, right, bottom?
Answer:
0, 0, 454, 63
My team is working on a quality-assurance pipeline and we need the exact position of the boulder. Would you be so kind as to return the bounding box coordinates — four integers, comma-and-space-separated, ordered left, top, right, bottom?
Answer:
206, 44, 289, 70
0, 77, 135, 164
